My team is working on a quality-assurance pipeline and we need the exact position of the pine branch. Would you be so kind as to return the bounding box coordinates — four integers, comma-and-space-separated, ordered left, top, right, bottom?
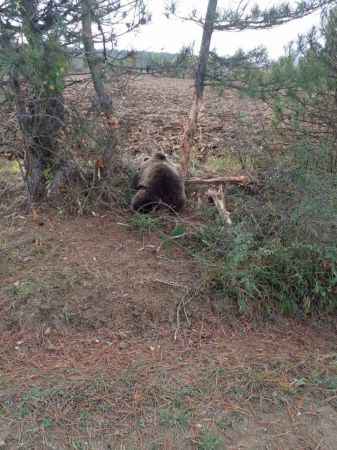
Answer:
185, 0, 335, 31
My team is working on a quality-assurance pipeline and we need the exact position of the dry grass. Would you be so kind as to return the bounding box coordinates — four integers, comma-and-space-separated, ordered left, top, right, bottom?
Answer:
0, 315, 336, 449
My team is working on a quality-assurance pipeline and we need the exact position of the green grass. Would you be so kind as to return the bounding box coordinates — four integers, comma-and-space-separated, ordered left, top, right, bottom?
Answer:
0, 160, 21, 175
9, 279, 37, 300
206, 154, 243, 173
183, 164, 337, 317
197, 429, 225, 450
159, 407, 191, 429
129, 213, 163, 233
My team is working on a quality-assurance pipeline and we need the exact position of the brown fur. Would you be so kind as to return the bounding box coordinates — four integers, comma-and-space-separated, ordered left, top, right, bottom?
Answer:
131, 152, 186, 213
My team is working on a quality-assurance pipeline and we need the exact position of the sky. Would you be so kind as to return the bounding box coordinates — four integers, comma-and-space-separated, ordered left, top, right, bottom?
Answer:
119, 0, 322, 59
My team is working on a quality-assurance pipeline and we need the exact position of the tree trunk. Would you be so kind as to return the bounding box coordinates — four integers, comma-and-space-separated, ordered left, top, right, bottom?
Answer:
181, 0, 218, 176
81, 0, 118, 178
9, 1, 66, 205
81, 0, 112, 114
25, 94, 65, 201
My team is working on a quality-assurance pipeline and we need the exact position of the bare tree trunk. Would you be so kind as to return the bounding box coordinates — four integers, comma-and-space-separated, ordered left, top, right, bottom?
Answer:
181, 0, 218, 176
81, 0, 112, 114
25, 94, 65, 200
81, 0, 118, 178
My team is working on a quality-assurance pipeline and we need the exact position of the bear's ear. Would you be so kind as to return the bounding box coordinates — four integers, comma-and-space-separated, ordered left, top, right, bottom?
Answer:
154, 152, 166, 161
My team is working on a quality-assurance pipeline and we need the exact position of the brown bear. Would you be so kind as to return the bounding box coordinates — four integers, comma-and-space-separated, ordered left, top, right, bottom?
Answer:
131, 152, 186, 213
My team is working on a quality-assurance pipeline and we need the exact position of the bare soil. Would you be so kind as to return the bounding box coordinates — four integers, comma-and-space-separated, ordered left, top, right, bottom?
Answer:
122, 76, 270, 158
0, 76, 336, 450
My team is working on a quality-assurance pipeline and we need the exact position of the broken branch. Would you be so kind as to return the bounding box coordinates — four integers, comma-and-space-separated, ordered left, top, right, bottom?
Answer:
185, 175, 250, 185
207, 185, 232, 225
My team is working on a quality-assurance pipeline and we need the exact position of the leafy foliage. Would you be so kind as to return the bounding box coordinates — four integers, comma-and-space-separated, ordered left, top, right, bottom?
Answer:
189, 164, 337, 317
199, 8, 337, 318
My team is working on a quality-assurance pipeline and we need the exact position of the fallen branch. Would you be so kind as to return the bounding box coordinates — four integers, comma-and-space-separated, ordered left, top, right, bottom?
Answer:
207, 185, 232, 225
186, 175, 250, 185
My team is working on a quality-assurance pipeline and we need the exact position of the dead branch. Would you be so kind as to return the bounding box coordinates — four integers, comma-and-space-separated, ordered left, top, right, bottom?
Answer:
207, 185, 232, 225
186, 175, 250, 185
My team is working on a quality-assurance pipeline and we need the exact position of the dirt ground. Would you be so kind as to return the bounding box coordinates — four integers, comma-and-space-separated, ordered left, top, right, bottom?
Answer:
121, 76, 270, 160
0, 76, 337, 450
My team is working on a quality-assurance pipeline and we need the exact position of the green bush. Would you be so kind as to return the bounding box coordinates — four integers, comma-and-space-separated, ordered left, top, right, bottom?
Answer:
216, 237, 337, 315
192, 165, 337, 317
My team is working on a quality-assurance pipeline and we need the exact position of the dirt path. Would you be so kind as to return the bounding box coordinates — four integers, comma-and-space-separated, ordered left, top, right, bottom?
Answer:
1, 213, 337, 450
